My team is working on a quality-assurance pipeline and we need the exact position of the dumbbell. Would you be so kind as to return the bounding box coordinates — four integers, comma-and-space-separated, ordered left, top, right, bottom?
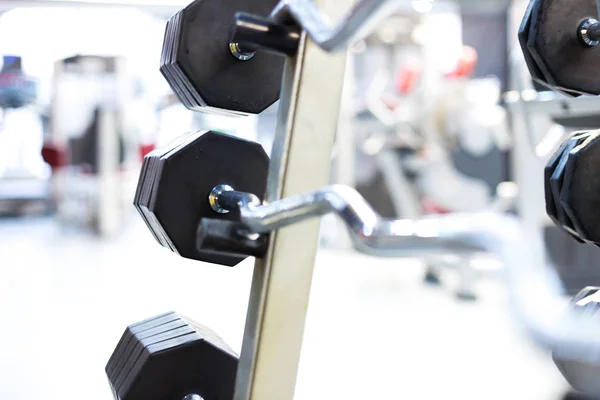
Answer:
160, 0, 288, 116
160, 0, 404, 115
133, 129, 332, 266
519, 0, 600, 96
105, 312, 237, 400
554, 287, 600, 397
134, 129, 485, 267
133, 130, 270, 266
544, 130, 600, 245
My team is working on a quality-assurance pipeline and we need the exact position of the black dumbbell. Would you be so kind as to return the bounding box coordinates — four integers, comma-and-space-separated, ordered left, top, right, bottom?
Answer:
554, 287, 600, 397
106, 312, 238, 400
519, 0, 600, 96
133, 130, 270, 266
544, 130, 600, 245
160, 0, 301, 116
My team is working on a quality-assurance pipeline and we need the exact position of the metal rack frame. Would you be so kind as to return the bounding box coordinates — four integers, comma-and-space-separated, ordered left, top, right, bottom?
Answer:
233, 1, 351, 398
229, 3, 600, 398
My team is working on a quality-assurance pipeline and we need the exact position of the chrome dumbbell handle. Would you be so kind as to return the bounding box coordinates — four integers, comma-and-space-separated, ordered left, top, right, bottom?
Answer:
210, 184, 479, 255
207, 183, 600, 360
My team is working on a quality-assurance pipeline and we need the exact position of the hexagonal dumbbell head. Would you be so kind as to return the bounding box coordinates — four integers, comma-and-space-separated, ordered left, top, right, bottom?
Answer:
544, 132, 593, 243
559, 131, 600, 244
525, 0, 585, 96
134, 130, 269, 266
106, 312, 238, 400
553, 287, 600, 396
518, 0, 549, 90
528, 0, 600, 95
545, 136, 574, 227
518, 0, 551, 95
160, 0, 283, 115
518, 0, 580, 97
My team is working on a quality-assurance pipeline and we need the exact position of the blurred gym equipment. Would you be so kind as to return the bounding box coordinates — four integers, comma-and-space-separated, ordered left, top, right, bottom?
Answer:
43, 55, 138, 236
342, 22, 512, 298
0, 55, 49, 216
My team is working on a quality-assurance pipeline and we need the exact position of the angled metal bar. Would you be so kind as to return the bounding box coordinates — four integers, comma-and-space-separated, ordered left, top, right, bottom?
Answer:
212, 181, 600, 360
270, 0, 402, 52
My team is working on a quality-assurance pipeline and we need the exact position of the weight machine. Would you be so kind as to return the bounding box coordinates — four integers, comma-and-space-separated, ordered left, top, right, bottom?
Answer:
0, 55, 49, 215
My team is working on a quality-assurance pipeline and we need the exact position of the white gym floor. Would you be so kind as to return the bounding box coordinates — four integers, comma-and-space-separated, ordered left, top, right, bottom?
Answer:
0, 215, 570, 400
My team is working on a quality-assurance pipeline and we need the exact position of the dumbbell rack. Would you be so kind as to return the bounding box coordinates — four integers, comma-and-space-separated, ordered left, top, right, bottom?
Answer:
233, 1, 351, 398
233, 2, 585, 398
107, 0, 600, 398
232, 2, 600, 399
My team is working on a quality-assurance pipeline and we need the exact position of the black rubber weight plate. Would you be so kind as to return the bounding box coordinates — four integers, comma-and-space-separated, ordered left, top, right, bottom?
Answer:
114, 324, 196, 395
107, 312, 175, 377
175, 0, 283, 115
136, 132, 200, 252
534, 0, 600, 95
147, 130, 269, 266
550, 135, 583, 237
170, 12, 198, 109
162, 14, 193, 110
118, 332, 200, 399
118, 320, 238, 400
107, 312, 180, 382
528, 0, 558, 87
137, 157, 166, 248
112, 318, 190, 386
142, 154, 172, 250
545, 138, 573, 224
519, 0, 551, 85
526, 0, 583, 96
561, 131, 600, 243
172, 10, 205, 109
518, 0, 577, 95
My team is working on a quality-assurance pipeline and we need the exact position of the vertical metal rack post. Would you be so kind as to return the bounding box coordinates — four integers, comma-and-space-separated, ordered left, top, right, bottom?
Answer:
233, 1, 352, 399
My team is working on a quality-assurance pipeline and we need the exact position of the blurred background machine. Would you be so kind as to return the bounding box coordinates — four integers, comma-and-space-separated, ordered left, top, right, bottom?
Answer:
324, 12, 515, 298
0, 55, 48, 216
42, 55, 138, 236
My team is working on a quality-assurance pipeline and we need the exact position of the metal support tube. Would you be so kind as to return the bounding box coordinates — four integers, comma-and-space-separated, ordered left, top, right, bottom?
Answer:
233, 0, 350, 398
230, 0, 404, 61
270, 0, 402, 52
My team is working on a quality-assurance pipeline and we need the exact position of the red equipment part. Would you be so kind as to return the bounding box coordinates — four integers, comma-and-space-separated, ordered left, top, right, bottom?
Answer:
41, 143, 67, 170
446, 46, 478, 79
395, 61, 422, 95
